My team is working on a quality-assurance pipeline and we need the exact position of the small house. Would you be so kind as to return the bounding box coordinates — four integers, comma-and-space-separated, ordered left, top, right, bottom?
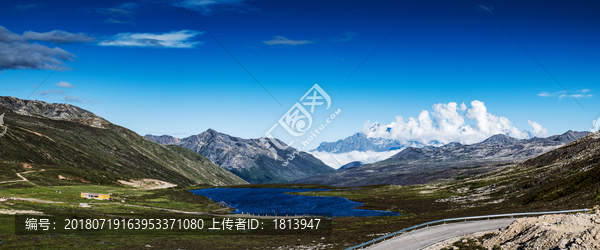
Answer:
81, 192, 110, 200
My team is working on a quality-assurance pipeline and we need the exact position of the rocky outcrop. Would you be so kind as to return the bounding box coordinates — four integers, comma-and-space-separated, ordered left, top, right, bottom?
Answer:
0, 96, 110, 128
144, 134, 181, 145
427, 213, 600, 250
483, 214, 600, 249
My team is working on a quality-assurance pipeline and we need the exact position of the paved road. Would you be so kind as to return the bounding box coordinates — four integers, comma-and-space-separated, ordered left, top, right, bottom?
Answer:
368, 218, 515, 250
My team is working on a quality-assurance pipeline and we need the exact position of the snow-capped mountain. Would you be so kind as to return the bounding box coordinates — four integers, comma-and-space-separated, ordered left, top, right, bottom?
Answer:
293, 130, 590, 187
312, 132, 440, 153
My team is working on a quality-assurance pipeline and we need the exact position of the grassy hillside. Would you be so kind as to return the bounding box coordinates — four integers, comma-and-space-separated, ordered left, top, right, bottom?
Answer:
0, 106, 247, 186
520, 131, 600, 204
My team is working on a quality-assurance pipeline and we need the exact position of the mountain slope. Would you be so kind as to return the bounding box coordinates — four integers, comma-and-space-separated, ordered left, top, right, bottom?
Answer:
145, 130, 335, 184
338, 161, 362, 171
519, 131, 600, 203
293, 131, 589, 186
434, 130, 600, 209
0, 96, 247, 186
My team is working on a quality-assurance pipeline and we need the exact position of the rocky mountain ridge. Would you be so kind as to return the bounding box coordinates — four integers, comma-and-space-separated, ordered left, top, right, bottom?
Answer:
312, 132, 437, 153
293, 131, 590, 186
0, 96, 110, 128
145, 130, 335, 184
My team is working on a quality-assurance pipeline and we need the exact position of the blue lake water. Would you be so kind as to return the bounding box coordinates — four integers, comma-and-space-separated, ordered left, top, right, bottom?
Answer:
190, 188, 400, 217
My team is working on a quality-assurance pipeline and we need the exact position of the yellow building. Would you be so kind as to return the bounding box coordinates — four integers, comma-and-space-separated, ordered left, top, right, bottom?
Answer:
81, 192, 110, 200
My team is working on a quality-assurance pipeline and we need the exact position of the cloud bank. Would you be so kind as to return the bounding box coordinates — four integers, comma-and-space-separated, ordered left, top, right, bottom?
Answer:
0, 26, 94, 71
310, 150, 403, 169
98, 30, 204, 48
361, 100, 548, 144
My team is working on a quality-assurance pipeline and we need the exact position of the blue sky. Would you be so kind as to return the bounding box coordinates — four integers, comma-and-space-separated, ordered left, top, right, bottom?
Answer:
2, 0, 599, 150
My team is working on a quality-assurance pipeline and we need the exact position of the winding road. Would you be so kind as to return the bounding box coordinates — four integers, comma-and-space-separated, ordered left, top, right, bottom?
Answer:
0, 169, 44, 184
368, 218, 515, 250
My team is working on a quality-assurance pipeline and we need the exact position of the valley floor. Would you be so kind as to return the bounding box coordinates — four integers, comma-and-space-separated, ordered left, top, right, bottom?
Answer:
0, 159, 598, 249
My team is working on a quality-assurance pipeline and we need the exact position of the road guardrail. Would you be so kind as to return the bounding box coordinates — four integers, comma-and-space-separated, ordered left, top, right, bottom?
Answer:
345, 208, 589, 250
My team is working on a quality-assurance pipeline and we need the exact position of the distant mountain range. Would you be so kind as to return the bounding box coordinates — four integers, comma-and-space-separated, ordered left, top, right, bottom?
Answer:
0, 96, 247, 186
145, 130, 334, 184
390, 132, 590, 161
293, 130, 590, 186
312, 132, 439, 153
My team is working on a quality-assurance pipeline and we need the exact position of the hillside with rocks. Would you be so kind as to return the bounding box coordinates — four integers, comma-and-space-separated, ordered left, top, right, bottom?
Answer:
429, 212, 600, 250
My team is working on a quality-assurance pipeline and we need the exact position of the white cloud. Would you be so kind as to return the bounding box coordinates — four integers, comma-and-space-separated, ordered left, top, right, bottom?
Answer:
527, 120, 548, 137
477, 5, 494, 14
538, 89, 593, 99
332, 31, 357, 42
175, 0, 254, 14
95, 2, 139, 25
55, 81, 75, 88
62, 95, 101, 104
361, 100, 547, 144
38, 89, 66, 96
537, 91, 553, 97
0, 25, 93, 71
559, 94, 593, 99
98, 30, 204, 48
263, 36, 313, 46
309, 150, 403, 169
22, 30, 94, 44
14, 3, 43, 11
